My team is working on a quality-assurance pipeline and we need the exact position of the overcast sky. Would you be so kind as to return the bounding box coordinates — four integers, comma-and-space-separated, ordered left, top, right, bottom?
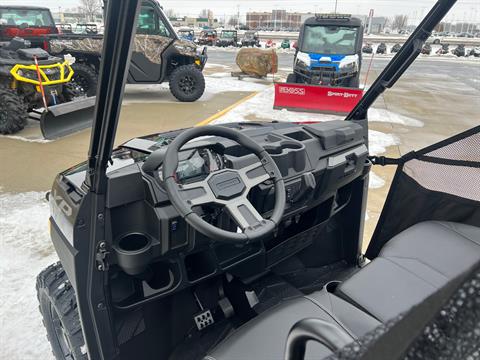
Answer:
3, 0, 479, 23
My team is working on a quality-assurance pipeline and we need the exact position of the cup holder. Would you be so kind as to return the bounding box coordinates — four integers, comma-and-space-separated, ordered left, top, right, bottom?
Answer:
114, 233, 153, 275
264, 140, 303, 155
325, 280, 341, 294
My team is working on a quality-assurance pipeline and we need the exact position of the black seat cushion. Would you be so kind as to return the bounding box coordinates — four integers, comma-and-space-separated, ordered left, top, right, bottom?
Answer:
205, 291, 380, 360
337, 221, 480, 322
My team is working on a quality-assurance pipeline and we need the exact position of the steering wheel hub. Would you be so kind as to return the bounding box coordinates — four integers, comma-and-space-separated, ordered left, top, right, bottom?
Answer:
208, 170, 246, 200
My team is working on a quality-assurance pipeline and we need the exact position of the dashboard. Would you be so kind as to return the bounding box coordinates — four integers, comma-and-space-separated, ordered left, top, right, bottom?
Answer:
59, 121, 369, 308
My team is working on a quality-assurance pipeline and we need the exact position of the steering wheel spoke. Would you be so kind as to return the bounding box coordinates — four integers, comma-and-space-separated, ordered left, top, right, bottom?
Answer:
225, 197, 264, 230
178, 181, 215, 207
239, 161, 271, 189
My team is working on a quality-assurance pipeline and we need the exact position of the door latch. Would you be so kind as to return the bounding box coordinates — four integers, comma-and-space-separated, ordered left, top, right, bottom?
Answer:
96, 241, 110, 271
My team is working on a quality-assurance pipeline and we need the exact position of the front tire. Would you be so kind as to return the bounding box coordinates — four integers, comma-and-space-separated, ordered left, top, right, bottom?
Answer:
71, 63, 98, 97
0, 88, 28, 135
37, 262, 87, 360
169, 64, 205, 102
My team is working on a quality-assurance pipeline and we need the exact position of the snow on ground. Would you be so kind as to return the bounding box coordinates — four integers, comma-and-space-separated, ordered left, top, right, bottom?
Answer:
0, 192, 56, 360
123, 75, 271, 104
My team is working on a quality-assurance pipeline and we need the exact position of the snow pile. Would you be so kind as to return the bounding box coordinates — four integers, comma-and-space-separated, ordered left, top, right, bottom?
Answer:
368, 130, 400, 155
212, 87, 344, 124
0, 192, 56, 360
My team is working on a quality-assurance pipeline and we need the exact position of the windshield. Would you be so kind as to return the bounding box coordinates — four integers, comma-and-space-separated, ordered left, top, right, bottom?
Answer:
301, 25, 358, 55
0, 8, 54, 27
221, 31, 235, 38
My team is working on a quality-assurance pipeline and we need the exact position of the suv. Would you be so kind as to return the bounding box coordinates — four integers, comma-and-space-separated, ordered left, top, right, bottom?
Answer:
0, 6, 58, 48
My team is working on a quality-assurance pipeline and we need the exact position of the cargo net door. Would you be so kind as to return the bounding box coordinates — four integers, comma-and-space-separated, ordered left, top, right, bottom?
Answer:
366, 126, 480, 259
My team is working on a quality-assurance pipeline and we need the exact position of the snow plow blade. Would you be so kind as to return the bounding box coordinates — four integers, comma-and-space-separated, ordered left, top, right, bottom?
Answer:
30, 97, 96, 140
273, 83, 363, 115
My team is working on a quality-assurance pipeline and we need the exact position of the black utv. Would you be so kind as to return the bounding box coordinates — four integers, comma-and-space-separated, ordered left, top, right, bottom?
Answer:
216, 30, 239, 47
241, 31, 260, 47
376, 42, 387, 54
452, 44, 466, 57
46, 0, 208, 102
391, 43, 402, 53
362, 43, 373, 53
36, 1, 480, 360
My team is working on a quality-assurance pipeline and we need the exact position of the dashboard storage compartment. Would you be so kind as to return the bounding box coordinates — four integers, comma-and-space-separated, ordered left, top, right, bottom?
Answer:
185, 250, 217, 282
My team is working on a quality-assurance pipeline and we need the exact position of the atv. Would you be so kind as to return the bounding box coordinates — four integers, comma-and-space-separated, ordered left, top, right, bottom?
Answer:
178, 28, 195, 42
240, 31, 260, 47
46, 0, 208, 102
436, 43, 450, 54
265, 39, 276, 48
452, 44, 466, 57
0, 37, 93, 137
391, 43, 402, 53
216, 30, 239, 47
469, 47, 480, 57
37, 1, 480, 360
197, 29, 217, 46
362, 43, 373, 53
421, 43, 432, 54
280, 38, 291, 49
376, 42, 387, 54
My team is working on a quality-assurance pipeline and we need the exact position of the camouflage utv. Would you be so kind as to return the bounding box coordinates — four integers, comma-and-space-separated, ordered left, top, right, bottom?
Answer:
47, 0, 208, 102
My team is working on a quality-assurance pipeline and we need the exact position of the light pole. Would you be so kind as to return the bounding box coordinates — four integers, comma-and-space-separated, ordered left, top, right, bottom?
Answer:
334, 0, 338, 14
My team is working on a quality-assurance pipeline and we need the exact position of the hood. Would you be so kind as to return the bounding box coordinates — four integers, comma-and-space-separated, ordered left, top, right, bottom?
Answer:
172, 38, 197, 56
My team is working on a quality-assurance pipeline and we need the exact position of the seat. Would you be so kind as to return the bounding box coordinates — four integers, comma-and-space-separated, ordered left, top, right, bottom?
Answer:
337, 221, 480, 322
206, 221, 480, 360
205, 291, 380, 360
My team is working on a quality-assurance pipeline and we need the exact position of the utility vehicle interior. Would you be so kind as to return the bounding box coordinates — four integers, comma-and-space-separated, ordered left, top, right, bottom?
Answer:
36, 0, 480, 359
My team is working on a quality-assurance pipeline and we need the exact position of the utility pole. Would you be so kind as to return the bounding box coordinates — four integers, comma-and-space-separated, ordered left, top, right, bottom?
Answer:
237, 5, 240, 29
334, 0, 338, 14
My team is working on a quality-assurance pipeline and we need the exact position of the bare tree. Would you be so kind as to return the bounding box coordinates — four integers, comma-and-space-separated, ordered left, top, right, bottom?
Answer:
165, 8, 176, 19
392, 15, 408, 30
435, 22, 446, 32
228, 15, 239, 27
78, 0, 102, 22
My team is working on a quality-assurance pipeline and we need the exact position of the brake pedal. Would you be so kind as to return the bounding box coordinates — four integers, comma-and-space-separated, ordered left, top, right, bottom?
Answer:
193, 310, 214, 331
193, 291, 214, 331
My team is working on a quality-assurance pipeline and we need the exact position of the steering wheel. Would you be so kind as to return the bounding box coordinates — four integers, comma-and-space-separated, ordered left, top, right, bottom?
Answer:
162, 125, 285, 243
